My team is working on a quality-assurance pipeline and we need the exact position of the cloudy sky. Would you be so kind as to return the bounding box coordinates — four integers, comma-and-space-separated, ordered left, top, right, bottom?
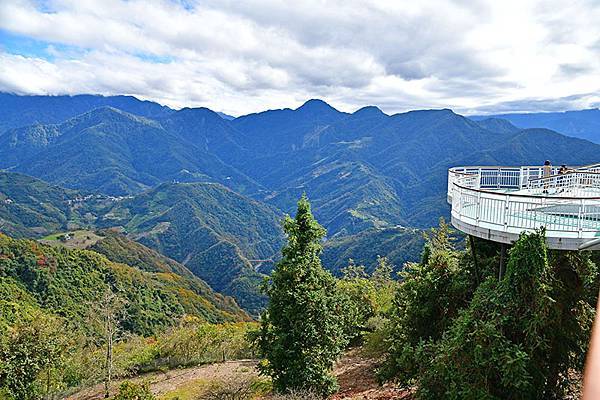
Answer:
0, 0, 599, 116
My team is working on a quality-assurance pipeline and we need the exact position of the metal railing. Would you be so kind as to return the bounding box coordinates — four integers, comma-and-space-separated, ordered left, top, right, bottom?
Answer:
448, 164, 600, 239
526, 171, 600, 197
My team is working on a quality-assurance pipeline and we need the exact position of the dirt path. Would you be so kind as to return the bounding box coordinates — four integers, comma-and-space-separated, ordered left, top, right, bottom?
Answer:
65, 351, 410, 400
64, 360, 259, 400
331, 349, 412, 400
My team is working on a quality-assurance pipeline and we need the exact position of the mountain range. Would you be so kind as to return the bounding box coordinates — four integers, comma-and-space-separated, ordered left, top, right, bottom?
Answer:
471, 108, 600, 144
1, 92, 599, 313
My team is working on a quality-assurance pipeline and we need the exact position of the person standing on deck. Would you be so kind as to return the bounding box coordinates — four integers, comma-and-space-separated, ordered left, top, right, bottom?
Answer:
543, 160, 552, 194
557, 164, 568, 193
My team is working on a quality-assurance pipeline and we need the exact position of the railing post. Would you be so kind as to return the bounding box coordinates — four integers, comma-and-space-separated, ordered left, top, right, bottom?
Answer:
503, 194, 509, 231
497, 169, 501, 189
476, 191, 481, 224
578, 199, 584, 238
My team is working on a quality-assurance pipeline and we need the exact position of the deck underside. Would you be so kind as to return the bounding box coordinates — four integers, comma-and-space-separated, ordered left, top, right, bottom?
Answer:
452, 215, 600, 251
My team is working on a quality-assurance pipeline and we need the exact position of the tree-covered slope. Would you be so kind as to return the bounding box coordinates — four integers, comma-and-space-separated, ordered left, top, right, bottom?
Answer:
0, 107, 260, 196
89, 231, 249, 321
322, 227, 424, 275
98, 182, 285, 314
0, 234, 248, 336
0, 172, 285, 314
0, 171, 105, 238
0, 92, 173, 133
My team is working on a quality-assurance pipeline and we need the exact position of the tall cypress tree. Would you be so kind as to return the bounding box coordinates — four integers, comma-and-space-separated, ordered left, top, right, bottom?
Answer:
257, 195, 346, 396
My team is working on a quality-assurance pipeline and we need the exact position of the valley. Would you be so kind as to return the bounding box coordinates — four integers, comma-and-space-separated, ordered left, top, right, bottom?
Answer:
2, 93, 600, 314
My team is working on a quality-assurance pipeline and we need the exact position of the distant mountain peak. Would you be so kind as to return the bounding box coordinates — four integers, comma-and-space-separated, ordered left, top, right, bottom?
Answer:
175, 106, 221, 118
217, 111, 235, 120
70, 106, 156, 126
474, 117, 520, 134
353, 106, 387, 118
296, 99, 339, 113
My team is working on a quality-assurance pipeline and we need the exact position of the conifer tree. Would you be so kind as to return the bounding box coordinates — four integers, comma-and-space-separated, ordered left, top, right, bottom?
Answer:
257, 195, 346, 396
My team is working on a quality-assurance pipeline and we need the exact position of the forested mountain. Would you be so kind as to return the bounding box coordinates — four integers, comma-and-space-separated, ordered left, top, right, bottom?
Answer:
0, 107, 260, 196
0, 93, 173, 133
3, 93, 600, 232
98, 182, 284, 314
0, 234, 248, 336
2, 92, 600, 315
471, 108, 600, 143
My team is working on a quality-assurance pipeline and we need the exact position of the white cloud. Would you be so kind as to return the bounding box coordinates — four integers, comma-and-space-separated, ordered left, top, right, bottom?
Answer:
0, 0, 599, 115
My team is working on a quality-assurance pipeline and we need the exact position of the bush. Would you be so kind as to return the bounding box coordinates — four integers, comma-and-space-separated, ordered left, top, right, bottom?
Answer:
202, 376, 270, 400
157, 320, 257, 368
383, 229, 598, 399
113, 381, 155, 400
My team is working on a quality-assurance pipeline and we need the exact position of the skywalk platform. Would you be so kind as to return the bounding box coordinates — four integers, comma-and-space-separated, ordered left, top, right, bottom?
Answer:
447, 164, 600, 250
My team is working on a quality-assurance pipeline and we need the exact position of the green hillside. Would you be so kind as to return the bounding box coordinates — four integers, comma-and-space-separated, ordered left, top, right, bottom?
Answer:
0, 172, 285, 314
0, 171, 104, 238
90, 232, 249, 321
322, 226, 424, 275
0, 233, 248, 336
98, 182, 285, 314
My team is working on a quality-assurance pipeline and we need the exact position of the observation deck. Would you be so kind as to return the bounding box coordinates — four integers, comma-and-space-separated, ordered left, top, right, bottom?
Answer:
447, 163, 600, 250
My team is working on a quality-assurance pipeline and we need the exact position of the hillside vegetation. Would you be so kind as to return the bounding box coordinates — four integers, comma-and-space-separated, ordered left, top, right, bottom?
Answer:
98, 182, 284, 314
0, 171, 285, 313
0, 234, 247, 333
0, 172, 103, 238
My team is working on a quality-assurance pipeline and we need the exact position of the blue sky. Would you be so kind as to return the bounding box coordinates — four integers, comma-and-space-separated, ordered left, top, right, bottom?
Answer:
1, 0, 599, 116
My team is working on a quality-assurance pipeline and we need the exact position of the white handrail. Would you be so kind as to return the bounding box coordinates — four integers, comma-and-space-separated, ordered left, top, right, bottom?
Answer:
448, 165, 600, 241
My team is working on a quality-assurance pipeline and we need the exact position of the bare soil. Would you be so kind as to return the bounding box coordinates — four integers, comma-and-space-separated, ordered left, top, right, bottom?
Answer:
64, 351, 411, 400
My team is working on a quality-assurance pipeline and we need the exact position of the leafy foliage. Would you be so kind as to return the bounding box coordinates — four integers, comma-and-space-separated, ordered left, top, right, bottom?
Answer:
0, 311, 69, 400
336, 256, 398, 346
0, 234, 246, 336
382, 229, 598, 399
113, 381, 155, 400
257, 195, 346, 396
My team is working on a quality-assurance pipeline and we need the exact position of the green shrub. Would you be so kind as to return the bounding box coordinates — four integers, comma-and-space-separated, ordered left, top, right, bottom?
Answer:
113, 381, 155, 400
383, 229, 598, 399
